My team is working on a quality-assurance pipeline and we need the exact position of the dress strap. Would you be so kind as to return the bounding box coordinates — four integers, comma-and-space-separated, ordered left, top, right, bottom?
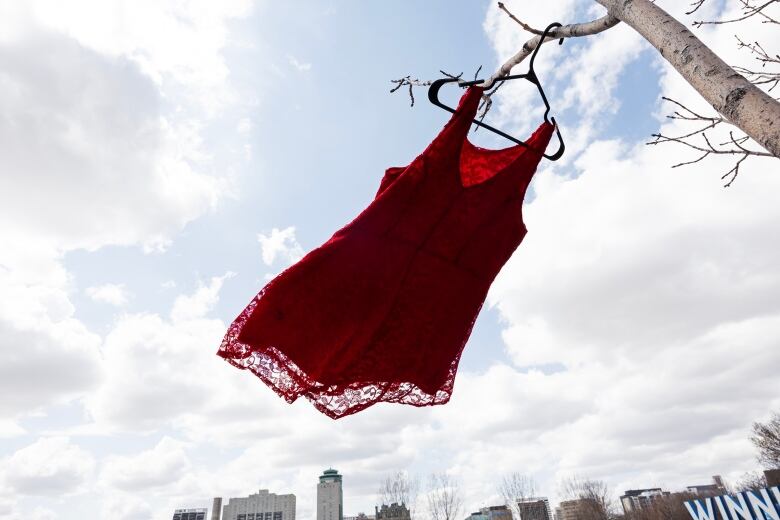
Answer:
513, 121, 555, 183
421, 86, 483, 160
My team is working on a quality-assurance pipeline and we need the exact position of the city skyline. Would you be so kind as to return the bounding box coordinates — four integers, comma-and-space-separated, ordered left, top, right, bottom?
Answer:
167, 468, 778, 520
1, 0, 779, 518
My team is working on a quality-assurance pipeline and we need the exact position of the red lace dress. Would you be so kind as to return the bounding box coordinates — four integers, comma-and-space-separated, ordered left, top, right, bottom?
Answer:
218, 86, 554, 419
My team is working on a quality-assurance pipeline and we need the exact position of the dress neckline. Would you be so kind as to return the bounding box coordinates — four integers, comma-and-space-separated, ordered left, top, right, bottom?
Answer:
458, 121, 552, 189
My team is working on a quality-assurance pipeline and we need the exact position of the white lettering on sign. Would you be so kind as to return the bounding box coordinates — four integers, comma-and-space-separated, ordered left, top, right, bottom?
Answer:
685, 487, 780, 520
746, 489, 780, 520
685, 498, 716, 520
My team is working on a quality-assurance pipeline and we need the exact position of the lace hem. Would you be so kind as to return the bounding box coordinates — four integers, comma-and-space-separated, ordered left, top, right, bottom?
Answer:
216, 285, 473, 419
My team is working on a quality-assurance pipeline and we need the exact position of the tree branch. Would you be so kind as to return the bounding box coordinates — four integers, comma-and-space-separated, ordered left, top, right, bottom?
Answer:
391, 6, 620, 112
391, 0, 780, 183
595, 0, 780, 159
478, 8, 621, 89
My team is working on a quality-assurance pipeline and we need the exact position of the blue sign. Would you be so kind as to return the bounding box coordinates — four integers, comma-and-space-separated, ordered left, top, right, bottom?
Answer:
686, 487, 780, 520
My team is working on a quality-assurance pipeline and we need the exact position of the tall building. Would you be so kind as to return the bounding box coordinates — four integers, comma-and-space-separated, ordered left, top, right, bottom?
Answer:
517, 498, 551, 520
220, 489, 296, 520
685, 475, 727, 496
465, 505, 512, 520
557, 499, 594, 520
173, 509, 207, 520
619, 489, 670, 514
375, 503, 411, 520
212, 498, 223, 520
684, 485, 720, 496
766, 469, 780, 487
318, 469, 344, 520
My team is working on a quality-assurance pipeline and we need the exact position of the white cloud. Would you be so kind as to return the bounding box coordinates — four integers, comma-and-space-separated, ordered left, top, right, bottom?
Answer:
86, 283, 129, 306
18, 0, 254, 114
84, 272, 277, 434
258, 227, 305, 266
0, 499, 13, 517
288, 54, 312, 72
238, 117, 253, 135
85, 309, 223, 431
171, 273, 235, 322
0, 421, 25, 438
0, 0, 254, 435
0, 505, 57, 520
0, 269, 103, 418
0, 30, 225, 255
101, 437, 191, 492
100, 495, 153, 520
2, 437, 95, 496
28, 508, 56, 520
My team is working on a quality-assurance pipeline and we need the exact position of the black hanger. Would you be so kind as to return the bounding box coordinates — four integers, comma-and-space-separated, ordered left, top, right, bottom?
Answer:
427, 22, 565, 161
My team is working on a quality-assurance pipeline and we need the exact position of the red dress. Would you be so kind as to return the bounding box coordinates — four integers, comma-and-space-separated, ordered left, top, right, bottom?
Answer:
218, 86, 554, 419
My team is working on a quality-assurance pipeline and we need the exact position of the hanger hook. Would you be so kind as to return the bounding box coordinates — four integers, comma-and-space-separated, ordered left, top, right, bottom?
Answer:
426, 21, 567, 161
545, 117, 565, 161
527, 22, 563, 74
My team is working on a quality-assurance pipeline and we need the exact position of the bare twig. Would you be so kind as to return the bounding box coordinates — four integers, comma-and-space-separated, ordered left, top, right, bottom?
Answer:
648, 97, 773, 186
378, 472, 420, 520
389, 71, 464, 106
497, 2, 547, 35
734, 36, 780, 92
426, 474, 463, 520
691, 0, 779, 27
751, 411, 780, 468
722, 155, 749, 186
686, 0, 708, 15
390, 76, 433, 107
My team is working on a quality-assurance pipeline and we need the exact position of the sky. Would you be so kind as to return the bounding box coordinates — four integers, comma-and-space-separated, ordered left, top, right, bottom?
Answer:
1, 0, 779, 519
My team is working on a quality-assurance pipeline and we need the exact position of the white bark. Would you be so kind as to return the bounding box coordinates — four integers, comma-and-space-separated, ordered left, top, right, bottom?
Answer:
594, 0, 780, 158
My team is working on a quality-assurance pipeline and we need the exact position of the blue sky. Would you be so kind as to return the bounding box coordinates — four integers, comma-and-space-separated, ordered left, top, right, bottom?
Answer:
1, 1, 779, 519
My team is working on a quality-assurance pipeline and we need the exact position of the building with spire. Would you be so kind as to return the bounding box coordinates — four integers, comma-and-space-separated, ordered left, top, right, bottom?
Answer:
318, 469, 344, 520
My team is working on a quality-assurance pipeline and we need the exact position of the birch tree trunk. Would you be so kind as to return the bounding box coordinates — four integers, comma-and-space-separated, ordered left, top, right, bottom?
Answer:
594, 0, 780, 159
